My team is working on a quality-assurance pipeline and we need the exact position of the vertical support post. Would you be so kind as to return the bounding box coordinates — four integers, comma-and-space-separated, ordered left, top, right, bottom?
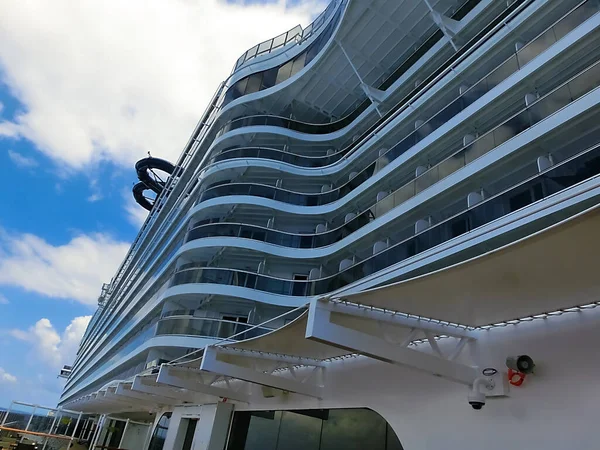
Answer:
143, 420, 154, 450
87, 417, 100, 447
41, 408, 60, 450
0, 401, 12, 426
24, 406, 38, 431
119, 419, 131, 449
20, 405, 39, 443
68, 411, 83, 447
91, 414, 106, 450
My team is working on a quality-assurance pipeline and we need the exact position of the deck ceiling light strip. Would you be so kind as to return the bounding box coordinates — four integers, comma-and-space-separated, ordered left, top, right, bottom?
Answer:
213, 346, 327, 368
322, 299, 476, 339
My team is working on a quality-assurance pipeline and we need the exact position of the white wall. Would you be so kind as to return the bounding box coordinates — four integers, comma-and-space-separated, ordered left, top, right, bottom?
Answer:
221, 306, 600, 450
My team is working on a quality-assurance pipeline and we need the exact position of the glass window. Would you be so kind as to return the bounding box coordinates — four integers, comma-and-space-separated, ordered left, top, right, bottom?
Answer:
226, 408, 402, 450
147, 413, 172, 450
290, 53, 307, 78
320, 409, 388, 450
245, 73, 263, 95
261, 68, 278, 90
232, 78, 248, 100
275, 60, 294, 84
277, 411, 321, 450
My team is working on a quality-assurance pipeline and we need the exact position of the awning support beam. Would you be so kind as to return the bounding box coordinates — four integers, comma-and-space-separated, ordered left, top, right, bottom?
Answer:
131, 376, 189, 403
422, 0, 461, 51
325, 299, 476, 339
306, 299, 478, 385
201, 346, 323, 398
115, 383, 178, 406
157, 365, 250, 403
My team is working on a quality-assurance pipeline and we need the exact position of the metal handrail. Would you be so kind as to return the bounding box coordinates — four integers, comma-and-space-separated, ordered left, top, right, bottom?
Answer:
231, 0, 341, 73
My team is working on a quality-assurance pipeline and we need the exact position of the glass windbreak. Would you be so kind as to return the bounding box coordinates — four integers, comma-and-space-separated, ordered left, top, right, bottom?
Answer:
175, 143, 600, 297
232, 0, 340, 72
214, 0, 595, 170
148, 413, 172, 450
226, 408, 403, 450
223, 1, 344, 107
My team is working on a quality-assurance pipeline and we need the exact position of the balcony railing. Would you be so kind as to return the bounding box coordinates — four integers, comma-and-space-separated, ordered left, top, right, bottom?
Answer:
173, 141, 600, 297
231, 0, 341, 73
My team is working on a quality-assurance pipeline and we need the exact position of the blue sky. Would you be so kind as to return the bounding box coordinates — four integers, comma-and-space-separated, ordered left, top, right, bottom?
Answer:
0, 0, 322, 408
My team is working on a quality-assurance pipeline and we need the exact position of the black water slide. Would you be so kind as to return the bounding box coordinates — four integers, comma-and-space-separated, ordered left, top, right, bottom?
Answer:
132, 157, 176, 210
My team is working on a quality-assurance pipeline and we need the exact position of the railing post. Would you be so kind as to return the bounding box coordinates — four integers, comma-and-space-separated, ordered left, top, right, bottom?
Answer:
41, 408, 61, 450
24, 405, 38, 432
0, 401, 12, 426
118, 419, 130, 449
68, 411, 83, 447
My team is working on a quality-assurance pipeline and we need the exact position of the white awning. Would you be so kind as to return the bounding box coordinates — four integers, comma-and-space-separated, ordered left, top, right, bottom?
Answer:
334, 204, 600, 326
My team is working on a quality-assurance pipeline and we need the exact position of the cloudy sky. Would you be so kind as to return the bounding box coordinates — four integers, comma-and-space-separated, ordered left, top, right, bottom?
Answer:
0, 0, 324, 407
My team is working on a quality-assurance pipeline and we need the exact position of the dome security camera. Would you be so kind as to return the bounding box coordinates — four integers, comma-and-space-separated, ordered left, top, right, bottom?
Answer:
468, 377, 495, 410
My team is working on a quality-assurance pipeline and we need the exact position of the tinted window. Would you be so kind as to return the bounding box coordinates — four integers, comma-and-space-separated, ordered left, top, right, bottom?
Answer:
227, 408, 402, 450
147, 413, 172, 450
245, 73, 263, 95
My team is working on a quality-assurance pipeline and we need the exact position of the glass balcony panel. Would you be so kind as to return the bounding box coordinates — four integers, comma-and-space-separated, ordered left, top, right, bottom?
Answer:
567, 62, 600, 100
272, 33, 287, 49
517, 28, 557, 68
257, 40, 272, 55
415, 166, 439, 194
485, 55, 519, 91
392, 181, 416, 208
552, 4, 597, 41
438, 151, 465, 179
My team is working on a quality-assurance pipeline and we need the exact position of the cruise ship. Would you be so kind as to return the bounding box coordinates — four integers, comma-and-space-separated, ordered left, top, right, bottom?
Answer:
25, 0, 600, 448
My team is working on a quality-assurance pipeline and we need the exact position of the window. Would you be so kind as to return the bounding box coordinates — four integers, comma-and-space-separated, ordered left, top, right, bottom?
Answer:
245, 73, 263, 95
227, 408, 403, 450
292, 274, 308, 296
219, 315, 249, 339
147, 413, 172, 450
181, 419, 198, 450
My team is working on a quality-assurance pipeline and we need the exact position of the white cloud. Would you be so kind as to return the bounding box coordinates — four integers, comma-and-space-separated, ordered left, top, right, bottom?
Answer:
7, 148, 38, 168
0, 367, 17, 383
0, 230, 129, 305
10, 316, 91, 369
0, 0, 324, 170
0, 293, 8, 304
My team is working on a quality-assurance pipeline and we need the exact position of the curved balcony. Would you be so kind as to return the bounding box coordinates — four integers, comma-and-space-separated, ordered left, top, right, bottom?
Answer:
222, 0, 346, 108
198, 161, 374, 207
62, 315, 274, 398
216, 0, 522, 141
194, 54, 600, 241
231, 0, 343, 73
176, 142, 600, 297
208, 0, 599, 180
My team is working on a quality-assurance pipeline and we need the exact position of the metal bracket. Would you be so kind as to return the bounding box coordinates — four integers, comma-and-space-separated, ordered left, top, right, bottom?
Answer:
306, 299, 478, 385
157, 365, 250, 403
200, 346, 324, 398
